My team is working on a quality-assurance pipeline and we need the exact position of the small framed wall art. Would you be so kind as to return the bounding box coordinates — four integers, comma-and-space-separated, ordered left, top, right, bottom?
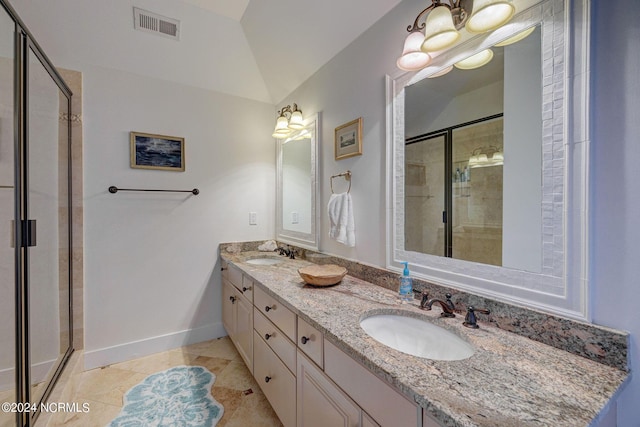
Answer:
334, 117, 363, 160
130, 131, 185, 171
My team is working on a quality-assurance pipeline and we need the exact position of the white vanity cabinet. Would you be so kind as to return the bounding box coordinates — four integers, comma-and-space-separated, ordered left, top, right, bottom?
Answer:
221, 263, 253, 373
223, 260, 422, 427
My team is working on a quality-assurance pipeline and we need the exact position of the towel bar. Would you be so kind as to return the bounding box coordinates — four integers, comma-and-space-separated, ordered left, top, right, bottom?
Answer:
108, 186, 199, 195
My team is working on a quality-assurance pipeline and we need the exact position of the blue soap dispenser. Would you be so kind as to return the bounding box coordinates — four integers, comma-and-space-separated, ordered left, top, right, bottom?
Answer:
399, 262, 413, 303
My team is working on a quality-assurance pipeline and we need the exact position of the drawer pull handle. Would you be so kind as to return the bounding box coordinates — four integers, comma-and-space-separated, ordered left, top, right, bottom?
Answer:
229, 296, 236, 303
242, 286, 252, 292
265, 333, 272, 340
301, 336, 309, 345
265, 305, 275, 312
265, 376, 272, 383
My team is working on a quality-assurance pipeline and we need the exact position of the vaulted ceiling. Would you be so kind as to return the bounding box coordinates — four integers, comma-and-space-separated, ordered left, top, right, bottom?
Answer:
11, 0, 402, 105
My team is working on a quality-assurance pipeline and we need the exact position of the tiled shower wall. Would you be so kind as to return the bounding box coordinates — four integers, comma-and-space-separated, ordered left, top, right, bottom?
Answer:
57, 68, 83, 351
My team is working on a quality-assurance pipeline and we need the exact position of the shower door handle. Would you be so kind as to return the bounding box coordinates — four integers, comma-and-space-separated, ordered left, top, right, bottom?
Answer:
23, 219, 37, 247
9, 220, 37, 247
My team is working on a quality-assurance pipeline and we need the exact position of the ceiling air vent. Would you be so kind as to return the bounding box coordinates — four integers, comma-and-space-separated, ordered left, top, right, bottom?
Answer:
133, 7, 180, 40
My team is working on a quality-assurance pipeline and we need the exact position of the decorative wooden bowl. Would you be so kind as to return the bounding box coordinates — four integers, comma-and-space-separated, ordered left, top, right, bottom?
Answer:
298, 264, 347, 287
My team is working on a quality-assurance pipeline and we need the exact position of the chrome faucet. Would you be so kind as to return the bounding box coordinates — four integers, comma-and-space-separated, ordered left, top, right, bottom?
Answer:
420, 292, 456, 318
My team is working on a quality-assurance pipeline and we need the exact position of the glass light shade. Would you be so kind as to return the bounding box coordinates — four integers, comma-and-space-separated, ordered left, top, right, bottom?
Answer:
495, 26, 536, 46
421, 6, 460, 52
272, 129, 291, 138
465, 0, 515, 33
468, 154, 480, 168
272, 115, 291, 138
288, 110, 304, 130
454, 49, 494, 70
491, 151, 504, 164
397, 31, 431, 71
428, 65, 454, 78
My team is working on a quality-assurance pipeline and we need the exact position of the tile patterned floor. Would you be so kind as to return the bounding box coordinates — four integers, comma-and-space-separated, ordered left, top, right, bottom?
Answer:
44, 337, 283, 426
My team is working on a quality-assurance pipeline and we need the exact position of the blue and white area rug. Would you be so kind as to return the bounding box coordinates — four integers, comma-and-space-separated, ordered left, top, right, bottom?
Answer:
107, 365, 224, 427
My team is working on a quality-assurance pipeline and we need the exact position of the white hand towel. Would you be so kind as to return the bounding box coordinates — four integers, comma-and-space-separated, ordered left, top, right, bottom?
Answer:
328, 192, 355, 247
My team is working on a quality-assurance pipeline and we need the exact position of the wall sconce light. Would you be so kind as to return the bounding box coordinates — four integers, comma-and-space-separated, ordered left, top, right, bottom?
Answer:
272, 103, 303, 138
396, 0, 515, 72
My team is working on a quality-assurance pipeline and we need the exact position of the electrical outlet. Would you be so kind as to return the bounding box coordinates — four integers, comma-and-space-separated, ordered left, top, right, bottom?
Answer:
249, 212, 257, 225
291, 212, 299, 224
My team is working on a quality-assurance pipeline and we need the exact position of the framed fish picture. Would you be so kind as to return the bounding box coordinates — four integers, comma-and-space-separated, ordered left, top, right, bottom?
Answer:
130, 132, 185, 171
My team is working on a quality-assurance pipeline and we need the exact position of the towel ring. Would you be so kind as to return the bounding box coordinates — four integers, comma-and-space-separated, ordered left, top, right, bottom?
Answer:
330, 171, 352, 194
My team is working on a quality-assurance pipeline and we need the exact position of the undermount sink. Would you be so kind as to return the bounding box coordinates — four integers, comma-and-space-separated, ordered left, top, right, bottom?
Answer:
246, 257, 283, 266
360, 313, 474, 361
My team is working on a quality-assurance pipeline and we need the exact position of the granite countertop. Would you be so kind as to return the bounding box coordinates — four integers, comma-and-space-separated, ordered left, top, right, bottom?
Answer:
220, 251, 629, 427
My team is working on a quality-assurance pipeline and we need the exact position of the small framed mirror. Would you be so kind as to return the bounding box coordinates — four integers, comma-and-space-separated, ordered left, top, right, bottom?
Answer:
276, 113, 320, 250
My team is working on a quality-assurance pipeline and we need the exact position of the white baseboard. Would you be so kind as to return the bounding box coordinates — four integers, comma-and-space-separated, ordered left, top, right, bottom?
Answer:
83, 322, 227, 370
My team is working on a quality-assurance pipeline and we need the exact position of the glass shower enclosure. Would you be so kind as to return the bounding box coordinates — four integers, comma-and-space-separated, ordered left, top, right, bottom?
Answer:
0, 1, 73, 426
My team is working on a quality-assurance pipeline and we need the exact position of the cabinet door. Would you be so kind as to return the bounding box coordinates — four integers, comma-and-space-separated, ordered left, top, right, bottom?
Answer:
297, 350, 360, 427
235, 293, 253, 374
363, 412, 380, 427
222, 279, 235, 336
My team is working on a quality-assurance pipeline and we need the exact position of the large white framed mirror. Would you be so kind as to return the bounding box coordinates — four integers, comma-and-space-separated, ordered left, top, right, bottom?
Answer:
386, 0, 591, 320
276, 113, 320, 250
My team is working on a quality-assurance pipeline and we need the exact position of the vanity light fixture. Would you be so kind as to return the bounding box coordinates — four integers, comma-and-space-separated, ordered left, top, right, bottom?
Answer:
468, 146, 503, 168
272, 103, 304, 138
396, 0, 515, 72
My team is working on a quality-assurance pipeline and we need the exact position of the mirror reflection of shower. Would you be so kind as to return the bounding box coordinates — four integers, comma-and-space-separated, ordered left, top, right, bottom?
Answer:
405, 116, 504, 266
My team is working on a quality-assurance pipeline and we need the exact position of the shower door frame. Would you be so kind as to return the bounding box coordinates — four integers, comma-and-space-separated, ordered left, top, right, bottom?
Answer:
405, 113, 504, 261
2, 0, 74, 425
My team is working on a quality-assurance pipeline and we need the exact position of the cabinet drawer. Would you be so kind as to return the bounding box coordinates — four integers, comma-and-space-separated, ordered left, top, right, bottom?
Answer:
297, 317, 323, 368
254, 308, 296, 373
240, 275, 254, 301
254, 331, 296, 427
324, 340, 418, 427
254, 286, 296, 341
227, 263, 243, 290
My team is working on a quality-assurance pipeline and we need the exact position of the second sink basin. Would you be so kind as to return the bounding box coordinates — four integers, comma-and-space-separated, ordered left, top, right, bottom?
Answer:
246, 257, 283, 265
360, 313, 474, 361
